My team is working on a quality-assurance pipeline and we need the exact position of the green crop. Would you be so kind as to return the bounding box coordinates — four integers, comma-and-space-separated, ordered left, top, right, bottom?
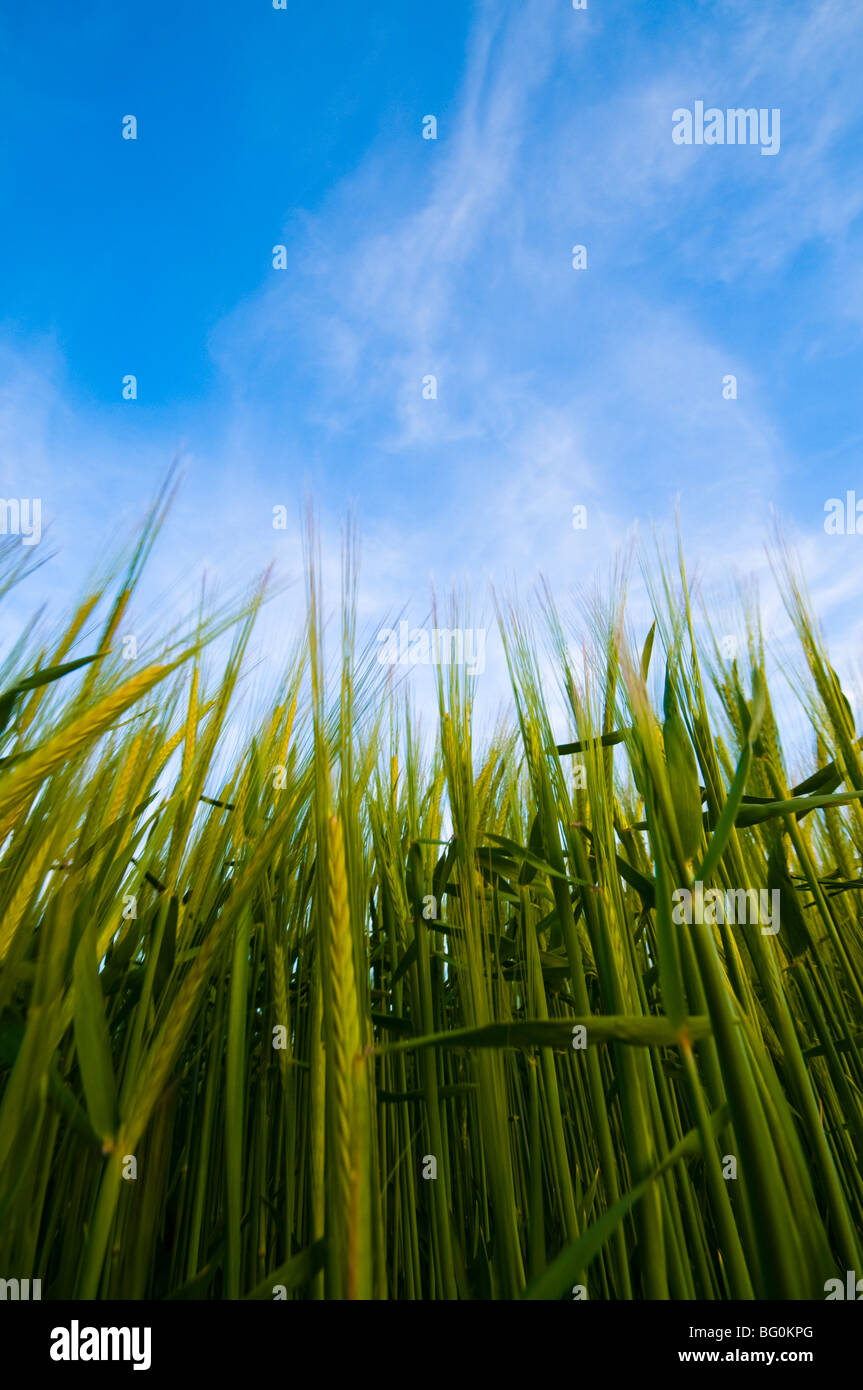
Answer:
0, 495, 861, 1301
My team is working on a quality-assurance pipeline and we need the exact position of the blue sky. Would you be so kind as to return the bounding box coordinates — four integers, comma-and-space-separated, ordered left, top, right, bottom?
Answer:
2, 0, 863, 739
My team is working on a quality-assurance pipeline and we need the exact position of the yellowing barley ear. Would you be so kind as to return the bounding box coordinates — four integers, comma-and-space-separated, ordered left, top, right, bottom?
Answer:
0, 831, 58, 963
180, 666, 199, 785
0, 664, 176, 838
278, 693, 298, 770
325, 812, 372, 1299
19, 593, 101, 734
326, 814, 358, 1245
150, 723, 187, 780
104, 733, 144, 829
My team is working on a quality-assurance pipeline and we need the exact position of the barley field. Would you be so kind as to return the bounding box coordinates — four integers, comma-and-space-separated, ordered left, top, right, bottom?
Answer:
1, 492, 861, 1301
